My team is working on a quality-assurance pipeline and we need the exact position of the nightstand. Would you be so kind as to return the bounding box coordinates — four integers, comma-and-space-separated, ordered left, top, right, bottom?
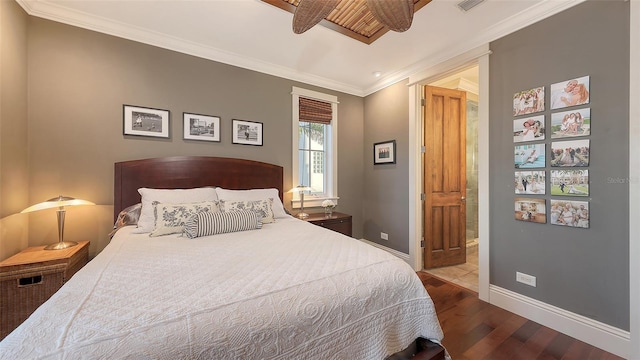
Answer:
305, 212, 352, 237
0, 241, 89, 339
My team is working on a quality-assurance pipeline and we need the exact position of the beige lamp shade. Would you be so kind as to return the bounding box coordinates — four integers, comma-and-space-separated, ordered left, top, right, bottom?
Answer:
22, 195, 95, 250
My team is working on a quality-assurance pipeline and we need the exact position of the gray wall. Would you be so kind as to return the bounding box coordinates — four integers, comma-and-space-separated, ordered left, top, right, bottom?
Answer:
363, 80, 410, 252
0, 0, 29, 260
0, 15, 364, 259
489, 1, 629, 330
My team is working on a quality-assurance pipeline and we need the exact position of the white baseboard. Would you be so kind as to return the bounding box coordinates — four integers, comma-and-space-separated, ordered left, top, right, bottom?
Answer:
359, 238, 411, 263
489, 285, 630, 359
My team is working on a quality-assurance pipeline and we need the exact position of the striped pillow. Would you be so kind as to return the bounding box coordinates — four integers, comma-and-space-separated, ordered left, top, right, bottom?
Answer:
183, 210, 262, 239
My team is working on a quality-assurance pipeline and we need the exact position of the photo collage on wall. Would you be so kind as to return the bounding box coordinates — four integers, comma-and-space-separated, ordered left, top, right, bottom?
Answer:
512, 76, 590, 228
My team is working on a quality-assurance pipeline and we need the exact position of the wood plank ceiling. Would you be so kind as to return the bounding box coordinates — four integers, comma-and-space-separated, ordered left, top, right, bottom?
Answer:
262, 0, 432, 44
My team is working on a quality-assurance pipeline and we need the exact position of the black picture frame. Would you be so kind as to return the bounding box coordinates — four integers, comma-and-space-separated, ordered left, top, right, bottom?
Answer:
232, 119, 263, 146
123, 104, 170, 138
374, 140, 396, 165
183, 112, 221, 142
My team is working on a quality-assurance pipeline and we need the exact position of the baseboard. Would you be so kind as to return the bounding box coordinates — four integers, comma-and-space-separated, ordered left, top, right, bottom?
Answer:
359, 238, 411, 263
489, 285, 630, 359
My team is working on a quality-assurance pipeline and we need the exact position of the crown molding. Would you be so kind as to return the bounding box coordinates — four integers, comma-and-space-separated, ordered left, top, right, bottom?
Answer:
17, 0, 584, 98
15, 0, 365, 96
364, 0, 586, 96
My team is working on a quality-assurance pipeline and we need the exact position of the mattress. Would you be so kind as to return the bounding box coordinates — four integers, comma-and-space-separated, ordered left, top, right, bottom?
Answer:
0, 217, 443, 359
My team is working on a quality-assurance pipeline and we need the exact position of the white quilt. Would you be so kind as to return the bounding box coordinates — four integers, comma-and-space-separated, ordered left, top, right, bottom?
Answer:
0, 217, 443, 359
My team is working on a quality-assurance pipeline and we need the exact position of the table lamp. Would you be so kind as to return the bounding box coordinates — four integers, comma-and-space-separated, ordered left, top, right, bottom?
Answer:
289, 185, 312, 219
21, 195, 95, 250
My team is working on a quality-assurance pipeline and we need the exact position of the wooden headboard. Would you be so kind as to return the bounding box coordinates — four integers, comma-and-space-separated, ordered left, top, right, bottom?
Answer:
114, 156, 284, 221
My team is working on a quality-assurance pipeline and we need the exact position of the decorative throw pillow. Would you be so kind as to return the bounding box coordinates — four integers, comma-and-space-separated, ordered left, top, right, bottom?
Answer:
134, 187, 218, 233
149, 201, 219, 237
109, 203, 142, 238
183, 210, 262, 239
219, 198, 275, 223
215, 188, 288, 218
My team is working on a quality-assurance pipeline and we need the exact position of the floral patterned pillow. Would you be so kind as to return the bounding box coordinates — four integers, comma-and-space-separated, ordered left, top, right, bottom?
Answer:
150, 201, 219, 237
219, 198, 275, 224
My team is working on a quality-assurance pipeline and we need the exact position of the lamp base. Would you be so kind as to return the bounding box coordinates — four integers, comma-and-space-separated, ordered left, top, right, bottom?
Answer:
297, 212, 309, 219
44, 241, 78, 251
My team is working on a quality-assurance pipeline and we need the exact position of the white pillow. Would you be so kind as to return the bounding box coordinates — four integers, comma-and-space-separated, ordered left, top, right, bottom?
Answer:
183, 210, 262, 239
215, 187, 287, 218
219, 199, 274, 224
134, 187, 218, 233
150, 201, 219, 237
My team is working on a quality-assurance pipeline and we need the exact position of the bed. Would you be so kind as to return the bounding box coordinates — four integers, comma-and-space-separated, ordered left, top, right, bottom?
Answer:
0, 156, 446, 359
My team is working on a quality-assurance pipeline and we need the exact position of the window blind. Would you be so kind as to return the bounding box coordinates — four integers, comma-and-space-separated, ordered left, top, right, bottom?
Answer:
299, 97, 332, 124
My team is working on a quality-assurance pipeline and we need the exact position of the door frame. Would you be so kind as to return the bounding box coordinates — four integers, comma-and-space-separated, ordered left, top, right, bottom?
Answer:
407, 44, 490, 301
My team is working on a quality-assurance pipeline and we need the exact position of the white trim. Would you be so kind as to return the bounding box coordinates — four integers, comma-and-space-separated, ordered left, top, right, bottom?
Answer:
629, 1, 639, 358
359, 238, 411, 263
408, 44, 490, 305
291, 87, 339, 208
366, 1, 587, 96
490, 285, 630, 359
477, 52, 490, 302
16, 0, 585, 98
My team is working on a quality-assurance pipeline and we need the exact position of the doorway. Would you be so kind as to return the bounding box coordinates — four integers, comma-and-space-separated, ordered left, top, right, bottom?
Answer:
422, 66, 479, 292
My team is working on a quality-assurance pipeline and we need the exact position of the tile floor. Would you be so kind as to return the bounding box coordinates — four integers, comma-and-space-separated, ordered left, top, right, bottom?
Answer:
423, 239, 479, 292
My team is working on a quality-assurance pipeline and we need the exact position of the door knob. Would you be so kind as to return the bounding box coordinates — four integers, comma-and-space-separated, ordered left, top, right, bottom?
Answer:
461, 196, 466, 201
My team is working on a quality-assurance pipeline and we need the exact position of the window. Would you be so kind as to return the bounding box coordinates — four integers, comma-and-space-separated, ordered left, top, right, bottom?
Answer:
291, 87, 338, 208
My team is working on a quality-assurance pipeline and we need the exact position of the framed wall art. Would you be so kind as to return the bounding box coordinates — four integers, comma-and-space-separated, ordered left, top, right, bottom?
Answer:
513, 115, 545, 143
514, 197, 546, 224
183, 112, 220, 142
513, 86, 545, 116
550, 75, 590, 110
123, 104, 170, 138
550, 170, 589, 196
549, 199, 589, 228
374, 140, 396, 165
550, 139, 590, 167
232, 119, 263, 146
514, 143, 545, 169
550, 108, 591, 138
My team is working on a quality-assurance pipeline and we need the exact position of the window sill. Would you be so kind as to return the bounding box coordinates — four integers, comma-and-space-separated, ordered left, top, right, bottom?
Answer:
291, 196, 339, 209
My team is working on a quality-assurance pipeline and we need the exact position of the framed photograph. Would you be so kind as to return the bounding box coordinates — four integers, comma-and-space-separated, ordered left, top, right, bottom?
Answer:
232, 119, 263, 146
550, 139, 590, 167
515, 171, 545, 195
550, 75, 590, 110
550, 199, 589, 228
123, 104, 170, 138
374, 140, 396, 165
514, 197, 546, 224
550, 170, 589, 196
183, 113, 220, 142
513, 115, 545, 143
550, 108, 591, 138
514, 144, 545, 169
513, 86, 544, 116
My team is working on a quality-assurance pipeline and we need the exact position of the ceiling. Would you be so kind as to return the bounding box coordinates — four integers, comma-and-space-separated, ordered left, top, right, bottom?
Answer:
16, 0, 583, 97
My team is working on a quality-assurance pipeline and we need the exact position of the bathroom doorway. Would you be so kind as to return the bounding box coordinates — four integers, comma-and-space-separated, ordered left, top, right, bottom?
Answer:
423, 65, 479, 292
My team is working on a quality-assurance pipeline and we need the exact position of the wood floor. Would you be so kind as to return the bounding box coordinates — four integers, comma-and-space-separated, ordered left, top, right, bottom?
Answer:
418, 272, 624, 360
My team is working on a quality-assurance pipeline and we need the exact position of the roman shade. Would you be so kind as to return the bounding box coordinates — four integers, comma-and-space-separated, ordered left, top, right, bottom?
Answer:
299, 97, 332, 125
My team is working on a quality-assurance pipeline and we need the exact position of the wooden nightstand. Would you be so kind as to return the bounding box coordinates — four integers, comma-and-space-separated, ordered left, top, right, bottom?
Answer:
0, 241, 89, 339
305, 212, 352, 237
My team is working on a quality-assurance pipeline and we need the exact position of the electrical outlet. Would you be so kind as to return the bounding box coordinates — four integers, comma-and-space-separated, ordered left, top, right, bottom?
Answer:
380, 232, 389, 240
516, 272, 536, 287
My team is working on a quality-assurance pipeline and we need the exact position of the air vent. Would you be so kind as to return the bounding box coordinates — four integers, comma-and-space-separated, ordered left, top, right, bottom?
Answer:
456, 0, 486, 12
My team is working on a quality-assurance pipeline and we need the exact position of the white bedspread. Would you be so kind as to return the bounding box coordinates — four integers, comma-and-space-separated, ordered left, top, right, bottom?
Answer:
1, 217, 443, 359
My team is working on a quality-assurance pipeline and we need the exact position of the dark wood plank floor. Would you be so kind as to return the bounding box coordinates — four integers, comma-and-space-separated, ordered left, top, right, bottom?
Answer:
417, 272, 624, 360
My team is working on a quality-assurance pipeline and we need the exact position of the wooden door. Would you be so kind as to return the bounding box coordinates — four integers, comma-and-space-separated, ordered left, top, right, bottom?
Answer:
423, 85, 467, 269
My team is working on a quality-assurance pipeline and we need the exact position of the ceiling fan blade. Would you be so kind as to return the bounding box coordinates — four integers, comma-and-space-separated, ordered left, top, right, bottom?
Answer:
293, 0, 340, 34
366, 0, 414, 32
